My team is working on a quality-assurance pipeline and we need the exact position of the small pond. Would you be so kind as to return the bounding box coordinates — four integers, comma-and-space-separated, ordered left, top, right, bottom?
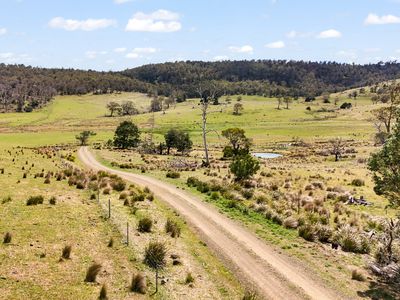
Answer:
252, 152, 282, 159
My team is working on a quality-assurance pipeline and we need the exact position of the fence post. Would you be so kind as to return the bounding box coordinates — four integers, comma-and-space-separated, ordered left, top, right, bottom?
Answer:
126, 222, 129, 245
108, 198, 111, 219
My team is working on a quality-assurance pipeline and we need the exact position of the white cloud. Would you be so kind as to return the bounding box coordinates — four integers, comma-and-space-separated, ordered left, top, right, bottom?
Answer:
228, 45, 253, 54
114, 0, 132, 4
0, 28, 7, 36
49, 17, 116, 31
0, 52, 31, 63
265, 40, 285, 49
85, 51, 107, 59
213, 55, 229, 61
364, 13, 400, 25
125, 10, 182, 32
317, 29, 342, 39
114, 47, 127, 53
125, 47, 157, 59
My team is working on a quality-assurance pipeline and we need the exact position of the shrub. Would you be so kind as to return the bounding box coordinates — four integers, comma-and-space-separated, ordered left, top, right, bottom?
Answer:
99, 284, 108, 300
76, 181, 85, 189
283, 216, 299, 229
165, 219, 181, 238
111, 179, 126, 192
144, 186, 150, 193
351, 269, 366, 281
271, 213, 283, 225
242, 290, 258, 300
1, 196, 12, 204
3, 232, 12, 244
351, 179, 365, 187
230, 154, 260, 181
210, 191, 220, 200
187, 177, 201, 187
130, 273, 147, 294
103, 188, 111, 195
166, 171, 180, 179
242, 189, 254, 199
146, 193, 154, 201
62, 245, 72, 259
44, 177, 51, 184
26, 195, 44, 206
119, 192, 128, 200
185, 272, 194, 284
316, 225, 333, 243
84, 263, 102, 282
298, 224, 317, 242
138, 217, 152, 233
49, 196, 57, 205
90, 193, 97, 200
133, 194, 145, 202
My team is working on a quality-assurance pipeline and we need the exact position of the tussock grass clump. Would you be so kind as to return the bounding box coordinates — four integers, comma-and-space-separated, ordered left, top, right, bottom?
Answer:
85, 263, 102, 282
44, 177, 51, 184
107, 238, 114, 248
351, 269, 366, 281
316, 225, 333, 243
103, 188, 111, 195
61, 245, 72, 259
242, 290, 258, 300
111, 179, 126, 192
165, 219, 181, 238
138, 217, 152, 233
298, 224, 317, 242
99, 284, 108, 300
283, 216, 299, 229
3, 232, 12, 244
166, 171, 180, 179
130, 273, 147, 294
49, 196, 57, 205
185, 272, 194, 284
351, 178, 365, 187
119, 192, 128, 200
26, 195, 44, 206
2, 196, 12, 204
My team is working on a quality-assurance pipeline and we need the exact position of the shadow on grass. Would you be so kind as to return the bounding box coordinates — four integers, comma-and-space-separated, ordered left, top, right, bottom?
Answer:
357, 281, 400, 300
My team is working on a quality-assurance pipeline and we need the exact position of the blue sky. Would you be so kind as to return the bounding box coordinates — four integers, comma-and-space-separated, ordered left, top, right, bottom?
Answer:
0, 0, 400, 70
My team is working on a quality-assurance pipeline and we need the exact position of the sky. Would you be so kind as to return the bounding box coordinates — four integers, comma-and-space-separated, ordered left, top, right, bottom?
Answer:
0, 0, 400, 71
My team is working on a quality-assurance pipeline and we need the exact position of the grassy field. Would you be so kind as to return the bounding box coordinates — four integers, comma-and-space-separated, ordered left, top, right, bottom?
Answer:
0, 91, 376, 148
0, 146, 242, 299
0, 89, 398, 299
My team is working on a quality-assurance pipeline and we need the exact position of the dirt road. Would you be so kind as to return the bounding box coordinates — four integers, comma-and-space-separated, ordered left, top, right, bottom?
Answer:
78, 147, 342, 300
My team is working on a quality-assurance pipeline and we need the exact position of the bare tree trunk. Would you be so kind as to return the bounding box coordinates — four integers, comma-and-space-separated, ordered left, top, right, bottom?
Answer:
201, 102, 210, 167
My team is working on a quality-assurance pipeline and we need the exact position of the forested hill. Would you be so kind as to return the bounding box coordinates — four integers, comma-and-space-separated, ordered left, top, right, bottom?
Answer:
122, 60, 400, 98
1, 60, 400, 113
0, 64, 150, 112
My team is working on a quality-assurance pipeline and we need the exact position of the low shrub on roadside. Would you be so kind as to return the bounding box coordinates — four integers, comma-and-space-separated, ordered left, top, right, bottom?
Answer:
26, 195, 44, 206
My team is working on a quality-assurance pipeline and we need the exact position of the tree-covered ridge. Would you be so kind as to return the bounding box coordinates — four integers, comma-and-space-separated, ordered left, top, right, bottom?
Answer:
123, 60, 400, 97
0, 64, 150, 112
2, 60, 400, 112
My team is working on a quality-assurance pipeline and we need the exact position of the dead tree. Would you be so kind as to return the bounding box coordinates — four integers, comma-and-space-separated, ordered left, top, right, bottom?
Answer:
330, 138, 345, 161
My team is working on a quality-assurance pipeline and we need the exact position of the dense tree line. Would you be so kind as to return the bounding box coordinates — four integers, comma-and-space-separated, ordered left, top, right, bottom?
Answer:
2, 60, 400, 112
0, 64, 150, 112
123, 60, 400, 98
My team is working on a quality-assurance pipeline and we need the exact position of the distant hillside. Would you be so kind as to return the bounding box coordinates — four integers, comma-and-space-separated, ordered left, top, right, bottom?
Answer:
122, 60, 400, 98
0, 64, 149, 112
1, 60, 400, 112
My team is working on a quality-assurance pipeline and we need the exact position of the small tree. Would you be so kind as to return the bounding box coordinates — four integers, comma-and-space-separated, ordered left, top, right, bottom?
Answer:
76, 131, 96, 146
144, 242, 167, 293
164, 129, 179, 155
113, 121, 140, 149
233, 103, 244, 115
150, 97, 162, 112
121, 101, 138, 116
106, 101, 121, 117
330, 138, 345, 162
276, 96, 283, 110
230, 154, 260, 181
368, 113, 400, 207
222, 128, 251, 158
283, 96, 292, 109
164, 129, 192, 155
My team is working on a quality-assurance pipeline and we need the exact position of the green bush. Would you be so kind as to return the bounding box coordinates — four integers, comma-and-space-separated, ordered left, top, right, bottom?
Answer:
138, 217, 153, 233
298, 224, 317, 242
26, 195, 44, 206
351, 178, 365, 187
166, 171, 180, 179
230, 154, 260, 181
111, 179, 126, 191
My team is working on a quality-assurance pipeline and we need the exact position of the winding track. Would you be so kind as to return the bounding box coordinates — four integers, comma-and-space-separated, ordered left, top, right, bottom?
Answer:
78, 147, 342, 300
